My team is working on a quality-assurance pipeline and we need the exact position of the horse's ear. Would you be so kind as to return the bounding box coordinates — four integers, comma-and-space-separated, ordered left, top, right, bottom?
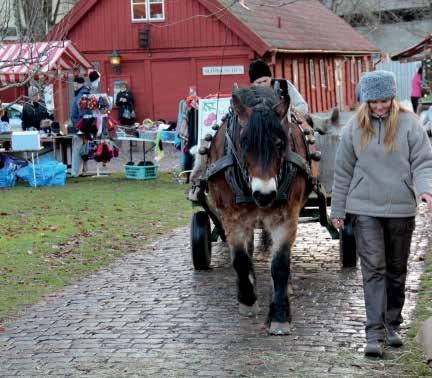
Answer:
231, 92, 250, 123
273, 98, 290, 120
304, 114, 314, 128
330, 107, 339, 125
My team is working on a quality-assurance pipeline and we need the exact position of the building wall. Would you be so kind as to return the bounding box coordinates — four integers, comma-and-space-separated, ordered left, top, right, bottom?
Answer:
68, 0, 245, 52
59, 0, 375, 121
66, 0, 252, 122
272, 54, 371, 113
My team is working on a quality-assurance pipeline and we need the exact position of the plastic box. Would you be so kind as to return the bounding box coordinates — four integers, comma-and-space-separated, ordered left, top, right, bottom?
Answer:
138, 130, 157, 141
160, 130, 176, 143
11, 131, 41, 151
124, 164, 158, 180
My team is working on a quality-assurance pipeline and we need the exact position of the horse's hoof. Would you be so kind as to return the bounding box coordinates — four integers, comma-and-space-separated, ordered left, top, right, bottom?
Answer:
269, 321, 291, 335
239, 302, 258, 317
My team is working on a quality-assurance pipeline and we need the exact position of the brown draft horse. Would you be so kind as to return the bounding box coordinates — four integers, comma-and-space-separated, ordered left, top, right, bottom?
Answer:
205, 86, 317, 335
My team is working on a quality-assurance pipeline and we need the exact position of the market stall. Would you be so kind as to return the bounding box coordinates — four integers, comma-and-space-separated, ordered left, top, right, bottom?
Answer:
0, 41, 92, 188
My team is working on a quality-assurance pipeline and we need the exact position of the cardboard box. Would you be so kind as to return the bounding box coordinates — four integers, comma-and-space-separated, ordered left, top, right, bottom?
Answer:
11, 131, 41, 151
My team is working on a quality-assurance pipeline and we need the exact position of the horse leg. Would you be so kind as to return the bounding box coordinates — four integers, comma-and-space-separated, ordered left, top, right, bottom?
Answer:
247, 229, 254, 258
227, 224, 258, 317
261, 228, 272, 251
267, 222, 297, 335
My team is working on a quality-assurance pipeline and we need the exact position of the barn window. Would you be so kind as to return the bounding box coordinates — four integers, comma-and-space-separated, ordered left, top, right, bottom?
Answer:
351, 58, 356, 83
131, 0, 165, 22
309, 59, 316, 89
320, 59, 327, 88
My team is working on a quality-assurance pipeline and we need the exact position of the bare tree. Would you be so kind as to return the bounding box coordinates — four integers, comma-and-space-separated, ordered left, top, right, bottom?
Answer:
319, 0, 431, 37
12, 0, 78, 42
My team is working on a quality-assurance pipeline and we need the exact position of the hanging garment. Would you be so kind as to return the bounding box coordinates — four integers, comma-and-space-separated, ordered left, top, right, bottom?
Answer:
94, 142, 114, 163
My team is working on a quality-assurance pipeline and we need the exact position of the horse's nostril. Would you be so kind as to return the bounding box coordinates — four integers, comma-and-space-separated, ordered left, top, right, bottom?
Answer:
252, 191, 276, 207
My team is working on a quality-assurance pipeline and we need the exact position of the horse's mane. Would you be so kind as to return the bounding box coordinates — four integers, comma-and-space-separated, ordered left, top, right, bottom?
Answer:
236, 86, 287, 171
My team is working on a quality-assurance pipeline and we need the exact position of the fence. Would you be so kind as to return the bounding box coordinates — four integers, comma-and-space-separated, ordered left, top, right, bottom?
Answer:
375, 60, 420, 101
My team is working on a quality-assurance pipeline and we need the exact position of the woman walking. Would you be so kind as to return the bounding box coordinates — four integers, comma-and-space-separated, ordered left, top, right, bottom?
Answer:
331, 70, 432, 358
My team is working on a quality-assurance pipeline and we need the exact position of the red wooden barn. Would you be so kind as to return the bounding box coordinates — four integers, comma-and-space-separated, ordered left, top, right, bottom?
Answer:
51, 0, 379, 123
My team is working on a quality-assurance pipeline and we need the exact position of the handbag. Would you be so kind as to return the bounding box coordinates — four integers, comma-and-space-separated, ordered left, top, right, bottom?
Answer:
122, 108, 132, 119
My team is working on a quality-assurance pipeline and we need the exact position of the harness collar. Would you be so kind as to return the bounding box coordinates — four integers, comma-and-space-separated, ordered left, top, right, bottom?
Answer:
206, 111, 312, 204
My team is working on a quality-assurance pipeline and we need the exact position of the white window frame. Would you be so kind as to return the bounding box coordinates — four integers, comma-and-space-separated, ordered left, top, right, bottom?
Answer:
351, 57, 356, 84
131, 0, 165, 22
320, 59, 327, 88
309, 59, 316, 89
292, 60, 299, 89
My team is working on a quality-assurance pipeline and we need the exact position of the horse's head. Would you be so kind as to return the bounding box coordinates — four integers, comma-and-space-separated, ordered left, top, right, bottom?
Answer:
231, 86, 290, 208
307, 107, 340, 135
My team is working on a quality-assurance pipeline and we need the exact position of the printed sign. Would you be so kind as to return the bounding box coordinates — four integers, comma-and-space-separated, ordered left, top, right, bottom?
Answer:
197, 97, 231, 145
202, 66, 244, 76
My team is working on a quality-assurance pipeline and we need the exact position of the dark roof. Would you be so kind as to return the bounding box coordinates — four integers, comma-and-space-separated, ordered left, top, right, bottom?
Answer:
215, 0, 379, 54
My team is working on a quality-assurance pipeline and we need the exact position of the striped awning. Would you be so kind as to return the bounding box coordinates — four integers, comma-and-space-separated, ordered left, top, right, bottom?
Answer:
0, 40, 92, 86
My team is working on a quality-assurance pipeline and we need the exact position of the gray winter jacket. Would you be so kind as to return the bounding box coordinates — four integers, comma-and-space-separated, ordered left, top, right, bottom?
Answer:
331, 111, 432, 219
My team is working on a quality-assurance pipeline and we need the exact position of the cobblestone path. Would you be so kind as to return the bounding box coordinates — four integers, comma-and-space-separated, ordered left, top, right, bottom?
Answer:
0, 207, 430, 377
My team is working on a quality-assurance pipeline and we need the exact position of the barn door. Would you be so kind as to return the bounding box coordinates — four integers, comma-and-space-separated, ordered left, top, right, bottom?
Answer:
334, 59, 344, 110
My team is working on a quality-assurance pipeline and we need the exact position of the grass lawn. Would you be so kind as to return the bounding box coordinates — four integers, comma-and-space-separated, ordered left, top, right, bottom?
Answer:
402, 243, 432, 376
0, 173, 192, 323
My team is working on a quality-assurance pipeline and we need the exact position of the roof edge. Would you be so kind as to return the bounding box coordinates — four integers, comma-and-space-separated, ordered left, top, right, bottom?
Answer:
47, 0, 99, 41
271, 48, 380, 55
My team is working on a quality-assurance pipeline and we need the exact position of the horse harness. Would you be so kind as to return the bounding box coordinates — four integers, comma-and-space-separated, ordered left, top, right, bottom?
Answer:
206, 110, 319, 204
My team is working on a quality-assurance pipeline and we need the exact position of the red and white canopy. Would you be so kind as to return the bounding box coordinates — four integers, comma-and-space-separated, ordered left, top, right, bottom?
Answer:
0, 40, 92, 86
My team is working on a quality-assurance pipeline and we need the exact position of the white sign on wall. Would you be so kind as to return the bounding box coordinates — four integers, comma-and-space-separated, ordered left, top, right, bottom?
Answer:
197, 97, 231, 146
202, 66, 244, 76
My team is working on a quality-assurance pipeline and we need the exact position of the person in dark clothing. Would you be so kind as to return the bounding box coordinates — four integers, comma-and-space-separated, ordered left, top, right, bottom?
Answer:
21, 86, 52, 130
115, 83, 135, 125
70, 77, 91, 129
0, 102, 9, 123
183, 106, 198, 183
70, 77, 91, 177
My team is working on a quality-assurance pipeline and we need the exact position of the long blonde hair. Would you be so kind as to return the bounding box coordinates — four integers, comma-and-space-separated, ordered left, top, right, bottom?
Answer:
355, 99, 412, 152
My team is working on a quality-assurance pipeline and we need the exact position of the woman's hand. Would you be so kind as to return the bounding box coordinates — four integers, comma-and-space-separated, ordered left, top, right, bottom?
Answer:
419, 193, 432, 212
331, 218, 344, 231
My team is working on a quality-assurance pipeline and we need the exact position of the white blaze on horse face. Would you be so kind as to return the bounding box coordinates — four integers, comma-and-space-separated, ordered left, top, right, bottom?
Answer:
251, 177, 277, 194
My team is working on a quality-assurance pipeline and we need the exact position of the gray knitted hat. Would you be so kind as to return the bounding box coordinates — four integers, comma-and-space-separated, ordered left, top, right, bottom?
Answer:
359, 70, 396, 102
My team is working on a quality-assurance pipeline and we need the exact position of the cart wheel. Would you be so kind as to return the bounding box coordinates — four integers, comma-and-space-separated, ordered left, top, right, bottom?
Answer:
339, 215, 357, 268
191, 211, 212, 270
